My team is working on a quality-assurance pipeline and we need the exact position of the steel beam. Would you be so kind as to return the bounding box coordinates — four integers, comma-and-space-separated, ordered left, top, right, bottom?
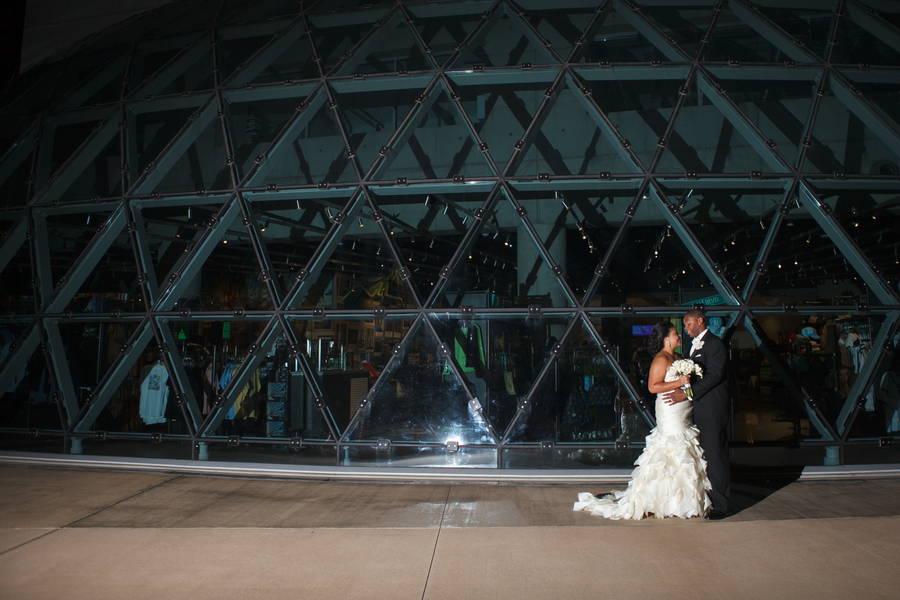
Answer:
571, 64, 692, 81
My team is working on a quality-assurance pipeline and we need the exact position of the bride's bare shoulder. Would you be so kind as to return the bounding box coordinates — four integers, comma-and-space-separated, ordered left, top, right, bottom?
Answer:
650, 353, 673, 370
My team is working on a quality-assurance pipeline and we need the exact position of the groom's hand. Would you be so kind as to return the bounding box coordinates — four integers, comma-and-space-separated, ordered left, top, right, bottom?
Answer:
663, 388, 688, 405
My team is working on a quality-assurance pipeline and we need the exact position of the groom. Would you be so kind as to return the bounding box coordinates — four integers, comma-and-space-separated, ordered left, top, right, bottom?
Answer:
664, 309, 732, 520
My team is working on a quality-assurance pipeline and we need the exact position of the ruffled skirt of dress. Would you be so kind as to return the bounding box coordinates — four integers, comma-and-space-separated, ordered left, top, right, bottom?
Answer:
573, 396, 712, 520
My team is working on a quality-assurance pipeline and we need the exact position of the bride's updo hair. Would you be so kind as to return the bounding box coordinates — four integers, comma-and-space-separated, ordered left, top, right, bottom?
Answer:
647, 320, 676, 355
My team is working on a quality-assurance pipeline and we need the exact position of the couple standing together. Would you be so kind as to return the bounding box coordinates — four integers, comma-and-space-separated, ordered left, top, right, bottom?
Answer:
575, 309, 732, 520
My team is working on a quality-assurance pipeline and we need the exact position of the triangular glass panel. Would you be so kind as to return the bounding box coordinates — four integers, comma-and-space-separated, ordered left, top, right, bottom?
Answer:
176, 214, 275, 311
526, 7, 596, 63
367, 188, 487, 307
325, 235, 419, 311
407, 6, 483, 67
380, 90, 495, 180
343, 317, 496, 448
35, 114, 112, 194
219, 0, 304, 25
450, 11, 558, 68
66, 49, 129, 109
0, 335, 62, 431
435, 312, 566, 436
155, 46, 215, 96
218, 32, 275, 83
57, 133, 123, 203
226, 95, 306, 180
451, 79, 546, 174
507, 185, 606, 299
523, 83, 640, 177
839, 69, 900, 135
639, 5, 715, 61
582, 77, 682, 171
308, 10, 392, 76
333, 85, 422, 178
67, 225, 144, 311
831, 15, 900, 66
805, 87, 900, 175
753, 5, 832, 61
581, 8, 674, 63
505, 316, 615, 445
703, 4, 790, 63
0, 149, 34, 209
241, 190, 366, 311
239, 30, 320, 85
137, 201, 227, 299
57, 318, 143, 415
129, 42, 183, 96
288, 315, 414, 438
845, 318, 900, 443
0, 237, 34, 314
803, 185, 897, 307
132, 105, 205, 177
41, 207, 118, 310
725, 319, 820, 444
260, 100, 357, 187
164, 316, 270, 435
447, 191, 572, 309
344, 21, 430, 75
153, 115, 231, 194
748, 201, 873, 307
656, 183, 766, 296
588, 193, 720, 306
703, 73, 814, 171
47, 52, 120, 111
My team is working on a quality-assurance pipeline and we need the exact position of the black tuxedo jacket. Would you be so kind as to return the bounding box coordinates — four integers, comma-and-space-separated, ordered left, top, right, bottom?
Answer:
687, 330, 729, 421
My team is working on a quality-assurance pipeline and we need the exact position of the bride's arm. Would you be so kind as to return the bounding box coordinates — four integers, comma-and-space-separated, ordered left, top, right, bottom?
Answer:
647, 355, 691, 394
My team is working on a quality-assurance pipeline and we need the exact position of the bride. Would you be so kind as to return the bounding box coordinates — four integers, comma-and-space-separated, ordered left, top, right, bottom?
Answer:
574, 320, 712, 519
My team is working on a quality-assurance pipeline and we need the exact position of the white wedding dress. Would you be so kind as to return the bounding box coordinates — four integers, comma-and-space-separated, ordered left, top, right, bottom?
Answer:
574, 371, 712, 520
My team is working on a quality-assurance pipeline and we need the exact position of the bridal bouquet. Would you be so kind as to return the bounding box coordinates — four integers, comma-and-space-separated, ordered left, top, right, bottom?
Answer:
667, 359, 703, 398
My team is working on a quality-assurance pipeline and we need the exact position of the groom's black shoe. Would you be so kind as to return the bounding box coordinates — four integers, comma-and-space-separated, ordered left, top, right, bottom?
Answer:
705, 510, 731, 521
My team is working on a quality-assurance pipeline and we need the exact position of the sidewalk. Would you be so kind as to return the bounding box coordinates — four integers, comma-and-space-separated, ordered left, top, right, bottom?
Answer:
1, 464, 899, 599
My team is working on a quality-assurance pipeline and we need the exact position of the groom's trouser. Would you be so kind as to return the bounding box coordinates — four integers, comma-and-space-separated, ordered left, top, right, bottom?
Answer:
695, 410, 731, 513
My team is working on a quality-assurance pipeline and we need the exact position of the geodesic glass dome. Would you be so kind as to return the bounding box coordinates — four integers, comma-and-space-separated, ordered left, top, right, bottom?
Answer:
1, 0, 899, 470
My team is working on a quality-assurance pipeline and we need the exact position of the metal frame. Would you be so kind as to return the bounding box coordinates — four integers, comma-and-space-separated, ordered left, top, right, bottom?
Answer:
1, 0, 900, 468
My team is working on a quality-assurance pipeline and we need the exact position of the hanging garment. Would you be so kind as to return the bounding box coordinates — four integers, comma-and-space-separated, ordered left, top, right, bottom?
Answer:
139, 363, 169, 424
